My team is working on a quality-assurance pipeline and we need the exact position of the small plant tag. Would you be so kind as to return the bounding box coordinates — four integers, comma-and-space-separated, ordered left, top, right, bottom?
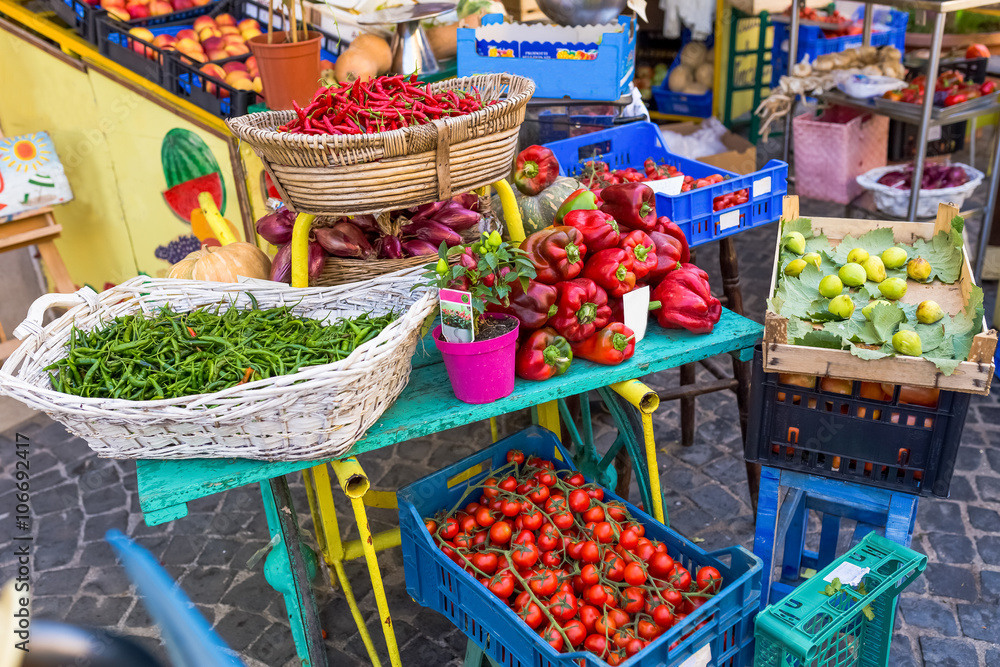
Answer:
440, 288, 475, 343
623, 285, 650, 343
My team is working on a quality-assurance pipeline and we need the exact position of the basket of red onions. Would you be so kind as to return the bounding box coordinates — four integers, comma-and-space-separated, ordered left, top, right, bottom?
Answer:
255, 193, 491, 286
857, 162, 983, 219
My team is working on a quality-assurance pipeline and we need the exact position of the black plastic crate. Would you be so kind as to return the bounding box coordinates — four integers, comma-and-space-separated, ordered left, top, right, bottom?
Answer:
887, 119, 967, 161
97, 18, 173, 86
49, 0, 105, 43
745, 346, 970, 498
905, 56, 989, 85
167, 54, 260, 117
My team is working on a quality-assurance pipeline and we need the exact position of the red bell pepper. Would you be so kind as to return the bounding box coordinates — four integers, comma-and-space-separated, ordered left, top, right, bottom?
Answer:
651, 267, 721, 334
646, 231, 684, 283
572, 322, 635, 366
520, 226, 587, 285
599, 182, 657, 232
563, 209, 620, 252
619, 230, 657, 280
553, 188, 600, 226
513, 145, 560, 196
582, 248, 636, 298
487, 277, 559, 330
515, 327, 573, 380
651, 217, 690, 263
551, 278, 612, 342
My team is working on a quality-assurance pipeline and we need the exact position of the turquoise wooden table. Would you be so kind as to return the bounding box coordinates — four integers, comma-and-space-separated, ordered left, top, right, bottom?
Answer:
133, 308, 763, 667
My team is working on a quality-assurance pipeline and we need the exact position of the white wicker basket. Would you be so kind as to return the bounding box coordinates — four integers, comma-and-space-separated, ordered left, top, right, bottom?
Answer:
0, 268, 437, 461
856, 163, 984, 219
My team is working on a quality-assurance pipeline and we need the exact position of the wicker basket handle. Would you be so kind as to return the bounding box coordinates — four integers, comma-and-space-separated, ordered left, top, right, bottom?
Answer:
13, 288, 100, 340
433, 119, 452, 201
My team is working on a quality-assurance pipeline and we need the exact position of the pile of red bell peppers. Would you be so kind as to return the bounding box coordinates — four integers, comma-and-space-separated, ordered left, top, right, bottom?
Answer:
495, 181, 722, 382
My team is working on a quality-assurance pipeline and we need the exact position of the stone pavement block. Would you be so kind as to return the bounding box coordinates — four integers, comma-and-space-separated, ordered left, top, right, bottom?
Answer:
197, 537, 243, 566
34, 539, 79, 570
33, 566, 88, 597
954, 444, 984, 471
919, 636, 980, 667
689, 484, 742, 518
31, 482, 80, 515
82, 485, 129, 516
986, 647, 1000, 667
968, 506, 1000, 532
888, 634, 918, 667
977, 405, 1000, 428
38, 509, 82, 543
899, 596, 959, 636
159, 535, 203, 565
978, 536, 1000, 566
83, 509, 129, 542
945, 475, 978, 502
659, 463, 712, 491
82, 566, 134, 596
213, 608, 272, 652
924, 563, 979, 602
977, 475, 1000, 503
957, 603, 1000, 643
247, 622, 298, 665
918, 501, 965, 534
125, 600, 154, 628
986, 448, 1000, 474
180, 566, 238, 605
344, 617, 417, 665
32, 595, 73, 621
65, 595, 132, 626
221, 573, 275, 613
982, 570, 1000, 601
928, 533, 977, 565
671, 443, 722, 467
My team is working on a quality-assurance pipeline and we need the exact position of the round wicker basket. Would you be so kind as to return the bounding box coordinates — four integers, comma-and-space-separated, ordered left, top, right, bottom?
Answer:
227, 73, 534, 216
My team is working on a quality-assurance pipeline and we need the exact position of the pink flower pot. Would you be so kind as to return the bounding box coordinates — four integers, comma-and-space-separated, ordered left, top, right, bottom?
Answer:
434, 314, 519, 404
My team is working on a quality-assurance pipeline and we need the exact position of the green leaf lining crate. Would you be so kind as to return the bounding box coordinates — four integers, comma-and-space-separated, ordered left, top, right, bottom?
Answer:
753, 531, 926, 667
764, 195, 997, 396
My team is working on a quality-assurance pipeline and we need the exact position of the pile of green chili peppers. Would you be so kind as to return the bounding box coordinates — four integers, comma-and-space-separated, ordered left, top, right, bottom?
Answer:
45, 300, 398, 401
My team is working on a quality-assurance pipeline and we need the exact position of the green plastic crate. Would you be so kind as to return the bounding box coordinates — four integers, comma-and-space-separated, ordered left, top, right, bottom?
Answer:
754, 532, 926, 667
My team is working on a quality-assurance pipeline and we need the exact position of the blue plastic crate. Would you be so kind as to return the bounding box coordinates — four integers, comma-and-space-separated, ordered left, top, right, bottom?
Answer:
457, 14, 636, 101
398, 426, 762, 667
771, 9, 908, 80
651, 33, 713, 118
544, 122, 788, 247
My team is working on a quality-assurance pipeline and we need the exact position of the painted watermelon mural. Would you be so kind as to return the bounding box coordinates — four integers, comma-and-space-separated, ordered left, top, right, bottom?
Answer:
156, 128, 239, 264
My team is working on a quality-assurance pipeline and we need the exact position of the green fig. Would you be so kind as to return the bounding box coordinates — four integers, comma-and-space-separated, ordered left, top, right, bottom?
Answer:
783, 231, 806, 255
784, 258, 808, 276
803, 252, 822, 269
846, 248, 869, 264
862, 300, 891, 320
862, 256, 886, 283
916, 300, 944, 324
828, 294, 855, 319
878, 277, 908, 301
839, 262, 867, 287
892, 330, 922, 356
818, 275, 844, 298
882, 247, 908, 269
907, 257, 932, 282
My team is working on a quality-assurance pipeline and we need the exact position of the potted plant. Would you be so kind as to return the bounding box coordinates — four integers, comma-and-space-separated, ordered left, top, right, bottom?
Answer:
421, 231, 536, 404
246, 0, 321, 111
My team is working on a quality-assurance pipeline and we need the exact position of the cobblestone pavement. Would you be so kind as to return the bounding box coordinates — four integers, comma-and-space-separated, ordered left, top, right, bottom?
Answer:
1, 136, 998, 667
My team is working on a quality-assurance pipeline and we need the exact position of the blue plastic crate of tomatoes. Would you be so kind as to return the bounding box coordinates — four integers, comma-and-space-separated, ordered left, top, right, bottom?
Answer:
399, 426, 762, 667
544, 122, 787, 248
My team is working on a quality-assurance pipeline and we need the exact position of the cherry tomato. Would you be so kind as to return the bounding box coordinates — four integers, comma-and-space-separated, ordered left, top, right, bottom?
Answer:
499, 476, 517, 492
579, 604, 601, 633
621, 586, 645, 613
612, 629, 634, 650
565, 472, 586, 486
527, 484, 550, 505
584, 634, 608, 658
537, 524, 562, 552
506, 450, 525, 465
619, 526, 639, 550
454, 533, 474, 550
519, 602, 544, 629
548, 590, 579, 621
521, 507, 544, 531
566, 540, 585, 560
696, 565, 722, 593
489, 520, 512, 545
528, 569, 558, 597
471, 552, 497, 575
580, 540, 601, 563
568, 489, 591, 513
513, 530, 535, 546
551, 510, 574, 531
545, 495, 568, 514
511, 542, 540, 569
584, 583, 608, 606
604, 553, 626, 582
459, 514, 478, 534
586, 486, 605, 501
685, 595, 708, 614
653, 603, 674, 629
527, 456, 554, 470
541, 550, 563, 568
649, 551, 674, 578
475, 506, 496, 528
663, 589, 683, 609
594, 613, 616, 636
606, 502, 627, 521
540, 625, 563, 652
624, 562, 648, 586
637, 619, 661, 641
482, 477, 500, 499
593, 521, 616, 544
607, 608, 630, 629
582, 505, 605, 523
625, 638, 646, 657
488, 571, 515, 599
472, 531, 489, 547
464, 502, 481, 514
424, 519, 438, 534
535, 470, 557, 487
439, 517, 460, 540
580, 564, 600, 585
673, 566, 692, 591
563, 619, 587, 647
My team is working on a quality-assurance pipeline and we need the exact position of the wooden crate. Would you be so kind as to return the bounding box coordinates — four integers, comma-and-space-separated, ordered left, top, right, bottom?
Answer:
764, 195, 997, 395
502, 0, 546, 22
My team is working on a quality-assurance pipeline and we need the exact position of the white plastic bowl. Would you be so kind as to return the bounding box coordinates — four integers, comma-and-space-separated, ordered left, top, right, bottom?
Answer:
856, 163, 984, 219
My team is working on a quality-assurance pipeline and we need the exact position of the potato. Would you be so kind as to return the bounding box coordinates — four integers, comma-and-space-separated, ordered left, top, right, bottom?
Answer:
681, 82, 709, 95
694, 63, 714, 88
668, 65, 692, 92
680, 41, 708, 68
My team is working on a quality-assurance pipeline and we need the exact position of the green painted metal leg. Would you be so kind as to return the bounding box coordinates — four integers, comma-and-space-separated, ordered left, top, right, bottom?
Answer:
557, 393, 618, 490
463, 638, 501, 667
597, 387, 658, 519
260, 476, 327, 667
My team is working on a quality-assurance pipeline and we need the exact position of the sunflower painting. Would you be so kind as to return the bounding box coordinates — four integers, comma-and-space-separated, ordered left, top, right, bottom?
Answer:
0, 132, 73, 222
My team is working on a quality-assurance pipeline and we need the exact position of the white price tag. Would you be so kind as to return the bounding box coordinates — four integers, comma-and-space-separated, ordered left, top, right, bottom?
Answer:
646, 175, 685, 197
824, 563, 870, 587
719, 209, 740, 231
752, 176, 772, 198
623, 285, 650, 343
928, 126, 943, 142
678, 643, 712, 667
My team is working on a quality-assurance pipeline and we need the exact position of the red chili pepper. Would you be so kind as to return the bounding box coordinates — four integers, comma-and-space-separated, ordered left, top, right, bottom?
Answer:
513, 145, 560, 196
582, 248, 636, 298
520, 227, 587, 285
651, 267, 721, 334
599, 183, 657, 232
515, 328, 573, 381
551, 278, 611, 342
619, 230, 657, 279
572, 322, 635, 366
563, 209, 620, 252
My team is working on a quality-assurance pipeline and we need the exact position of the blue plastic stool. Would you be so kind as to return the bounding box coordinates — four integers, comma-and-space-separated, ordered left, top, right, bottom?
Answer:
753, 466, 919, 610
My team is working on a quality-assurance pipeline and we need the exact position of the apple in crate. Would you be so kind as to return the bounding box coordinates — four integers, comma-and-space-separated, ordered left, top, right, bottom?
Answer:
226, 69, 253, 91
153, 33, 177, 49
216, 12, 236, 26
200, 63, 228, 96
193, 16, 215, 31
106, 6, 130, 19
176, 28, 197, 40
225, 42, 249, 56
246, 55, 258, 77
128, 26, 154, 56
252, 76, 262, 93
126, 3, 151, 19
150, 0, 173, 15
223, 61, 247, 74
172, 0, 193, 9
220, 25, 240, 36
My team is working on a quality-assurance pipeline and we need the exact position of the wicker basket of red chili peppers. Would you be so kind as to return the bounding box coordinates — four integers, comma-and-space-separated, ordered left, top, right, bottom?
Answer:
227, 73, 535, 217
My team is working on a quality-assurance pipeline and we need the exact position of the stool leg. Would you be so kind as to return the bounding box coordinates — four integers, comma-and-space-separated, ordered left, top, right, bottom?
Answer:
778, 489, 808, 585
679, 363, 696, 447
331, 459, 402, 667
886, 493, 919, 548
304, 466, 383, 666
37, 235, 76, 294
260, 476, 328, 667
753, 467, 782, 610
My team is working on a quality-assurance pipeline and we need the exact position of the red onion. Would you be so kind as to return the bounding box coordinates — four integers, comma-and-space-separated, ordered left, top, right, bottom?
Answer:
433, 201, 480, 231
376, 235, 403, 259
270, 243, 291, 283
409, 201, 447, 224
314, 222, 374, 258
256, 208, 296, 245
308, 241, 326, 279
452, 193, 478, 211
403, 219, 463, 247
401, 239, 440, 256
349, 214, 379, 233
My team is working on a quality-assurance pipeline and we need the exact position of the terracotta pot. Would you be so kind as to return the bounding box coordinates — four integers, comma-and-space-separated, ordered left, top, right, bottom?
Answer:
248, 31, 321, 111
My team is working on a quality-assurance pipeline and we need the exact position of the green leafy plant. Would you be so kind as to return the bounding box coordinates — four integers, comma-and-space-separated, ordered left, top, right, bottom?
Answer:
819, 578, 875, 622
420, 231, 537, 336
